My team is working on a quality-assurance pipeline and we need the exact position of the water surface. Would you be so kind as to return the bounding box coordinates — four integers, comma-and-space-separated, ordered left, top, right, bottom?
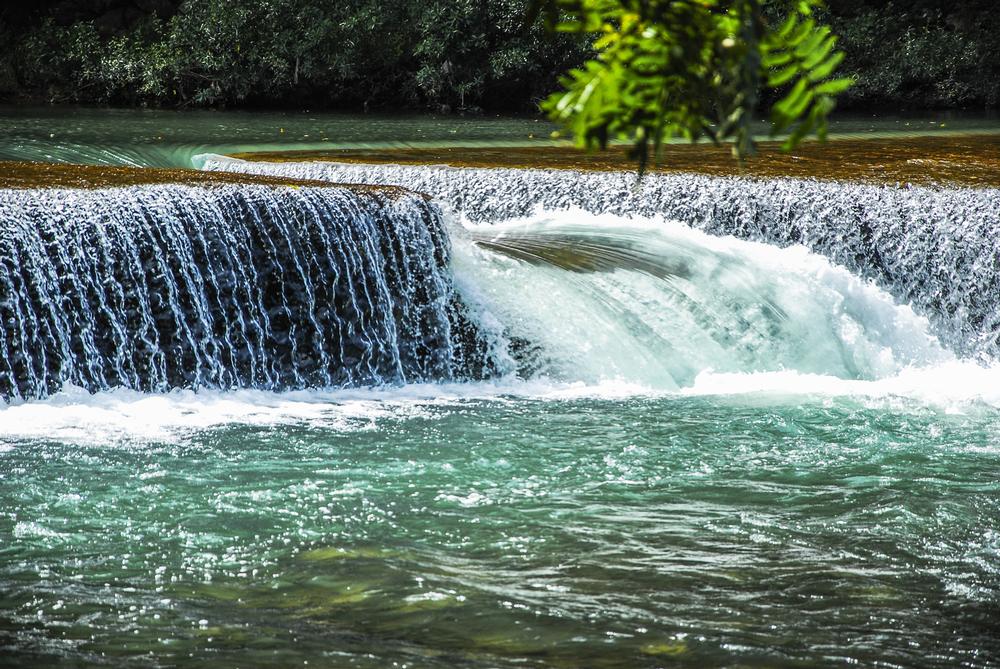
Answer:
0, 107, 558, 168
1, 383, 999, 668
1, 108, 999, 668
1, 106, 996, 169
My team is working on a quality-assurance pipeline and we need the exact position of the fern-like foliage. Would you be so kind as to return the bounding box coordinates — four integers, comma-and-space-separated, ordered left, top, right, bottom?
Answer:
763, 6, 854, 148
534, 0, 853, 174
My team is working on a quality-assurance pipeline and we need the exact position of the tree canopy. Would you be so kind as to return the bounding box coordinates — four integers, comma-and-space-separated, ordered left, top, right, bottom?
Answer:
0, 0, 587, 111
0, 0, 996, 116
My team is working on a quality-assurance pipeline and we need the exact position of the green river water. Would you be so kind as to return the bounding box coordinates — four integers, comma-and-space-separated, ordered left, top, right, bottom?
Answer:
2, 105, 996, 168
0, 108, 999, 668
1, 390, 998, 668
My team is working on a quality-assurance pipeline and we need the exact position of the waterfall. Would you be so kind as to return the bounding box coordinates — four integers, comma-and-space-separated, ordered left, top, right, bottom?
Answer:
0, 183, 491, 400
3, 158, 996, 401
202, 157, 1000, 361
447, 209, 954, 388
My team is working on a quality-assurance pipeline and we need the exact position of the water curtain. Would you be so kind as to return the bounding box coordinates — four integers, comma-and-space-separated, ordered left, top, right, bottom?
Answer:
203, 158, 1000, 360
0, 184, 487, 399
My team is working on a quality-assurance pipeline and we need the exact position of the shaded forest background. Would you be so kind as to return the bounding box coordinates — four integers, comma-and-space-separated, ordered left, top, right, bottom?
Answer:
0, 0, 997, 113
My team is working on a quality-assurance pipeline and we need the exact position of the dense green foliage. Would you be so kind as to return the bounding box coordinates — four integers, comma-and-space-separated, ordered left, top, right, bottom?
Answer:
824, 0, 1000, 109
0, 0, 997, 113
536, 0, 852, 167
0, 0, 587, 111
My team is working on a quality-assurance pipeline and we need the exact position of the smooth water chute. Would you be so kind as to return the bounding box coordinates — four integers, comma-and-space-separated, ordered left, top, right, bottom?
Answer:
450, 210, 954, 389
0, 183, 491, 400
202, 157, 1000, 361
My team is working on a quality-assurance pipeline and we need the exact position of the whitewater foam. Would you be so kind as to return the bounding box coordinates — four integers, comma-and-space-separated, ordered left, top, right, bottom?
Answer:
451, 207, 953, 388
684, 362, 1000, 408
2, 205, 998, 445
1, 167, 997, 442
203, 157, 1000, 360
0, 379, 654, 446
1, 360, 998, 447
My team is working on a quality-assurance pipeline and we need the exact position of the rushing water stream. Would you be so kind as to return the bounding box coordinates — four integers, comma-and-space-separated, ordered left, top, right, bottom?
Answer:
0, 184, 482, 399
1, 111, 999, 668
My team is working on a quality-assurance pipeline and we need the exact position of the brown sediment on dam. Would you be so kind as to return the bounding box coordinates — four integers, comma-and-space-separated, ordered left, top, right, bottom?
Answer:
0, 160, 415, 197
232, 133, 1000, 188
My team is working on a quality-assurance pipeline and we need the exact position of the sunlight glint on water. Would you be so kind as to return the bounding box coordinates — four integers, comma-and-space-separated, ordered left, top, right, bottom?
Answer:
1, 114, 999, 667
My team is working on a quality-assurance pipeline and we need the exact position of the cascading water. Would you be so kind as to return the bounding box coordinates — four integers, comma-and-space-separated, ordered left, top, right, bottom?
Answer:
450, 209, 954, 390
202, 157, 1000, 362
0, 183, 490, 400
4, 160, 997, 402
5, 128, 1000, 668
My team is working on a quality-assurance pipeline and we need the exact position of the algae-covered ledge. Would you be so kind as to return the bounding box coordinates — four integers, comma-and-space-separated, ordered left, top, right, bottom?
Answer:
0, 160, 422, 200
230, 133, 1000, 190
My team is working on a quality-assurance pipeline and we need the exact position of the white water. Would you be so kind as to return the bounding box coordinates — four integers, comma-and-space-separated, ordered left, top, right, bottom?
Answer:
0, 183, 471, 399
2, 157, 998, 441
2, 366, 999, 446
452, 208, 954, 388
204, 157, 1000, 360
3, 207, 999, 445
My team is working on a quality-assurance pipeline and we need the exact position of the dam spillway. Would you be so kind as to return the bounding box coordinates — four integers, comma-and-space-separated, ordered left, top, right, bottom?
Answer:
203, 157, 1000, 362
0, 182, 489, 400
1, 116, 1000, 669
5, 158, 999, 399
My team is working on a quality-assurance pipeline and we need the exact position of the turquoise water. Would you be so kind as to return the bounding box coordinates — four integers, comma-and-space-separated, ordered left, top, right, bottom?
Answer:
0, 106, 558, 168
1, 109, 1000, 667
1, 209, 999, 667
1, 387, 999, 667
1, 106, 996, 169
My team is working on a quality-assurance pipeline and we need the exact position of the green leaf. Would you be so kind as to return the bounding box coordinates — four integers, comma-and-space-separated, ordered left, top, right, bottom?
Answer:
774, 77, 809, 116
787, 19, 815, 47
808, 51, 846, 81
762, 51, 794, 68
782, 86, 816, 120
794, 25, 829, 58
537, 0, 850, 175
768, 63, 799, 87
775, 15, 797, 40
801, 34, 836, 70
813, 76, 853, 95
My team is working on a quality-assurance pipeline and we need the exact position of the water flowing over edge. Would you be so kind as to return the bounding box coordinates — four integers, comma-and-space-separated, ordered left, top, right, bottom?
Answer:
2, 158, 1000, 440
0, 183, 493, 400
201, 156, 1000, 361
2, 199, 1000, 443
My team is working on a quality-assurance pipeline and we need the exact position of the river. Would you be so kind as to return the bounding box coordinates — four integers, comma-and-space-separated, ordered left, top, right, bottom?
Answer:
1, 107, 998, 668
